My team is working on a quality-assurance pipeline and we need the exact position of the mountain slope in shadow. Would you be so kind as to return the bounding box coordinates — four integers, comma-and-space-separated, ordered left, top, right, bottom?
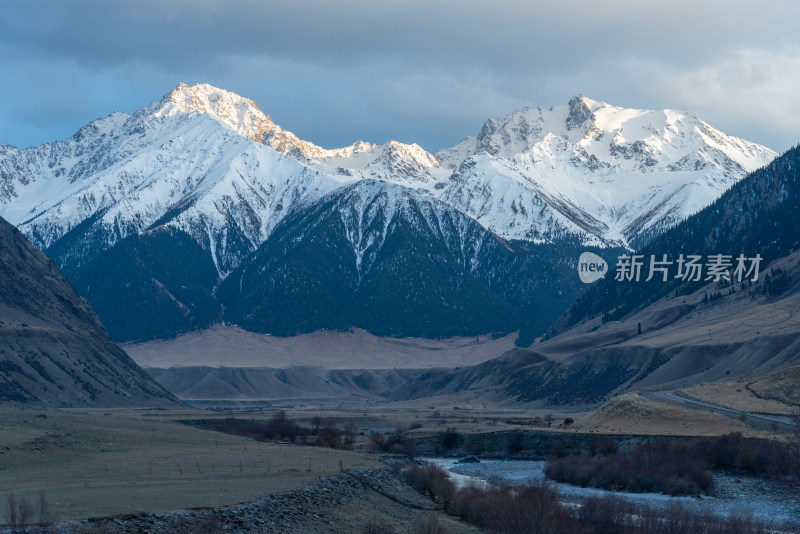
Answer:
0, 216, 177, 407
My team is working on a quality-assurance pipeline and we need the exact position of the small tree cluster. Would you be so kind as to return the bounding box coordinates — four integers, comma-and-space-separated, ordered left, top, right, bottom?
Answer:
202, 412, 308, 443
371, 427, 417, 457
200, 413, 359, 449
546, 441, 713, 495
546, 433, 796, 497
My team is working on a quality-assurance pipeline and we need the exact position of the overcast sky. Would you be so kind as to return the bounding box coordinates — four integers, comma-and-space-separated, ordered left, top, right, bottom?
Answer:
2, 0, 799, 153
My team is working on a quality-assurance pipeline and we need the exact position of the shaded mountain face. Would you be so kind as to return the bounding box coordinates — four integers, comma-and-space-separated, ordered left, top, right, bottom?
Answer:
0, 215, 176, 406
61, 226, 220, 342
219, 180, 591, 342
0, 83, 776, 343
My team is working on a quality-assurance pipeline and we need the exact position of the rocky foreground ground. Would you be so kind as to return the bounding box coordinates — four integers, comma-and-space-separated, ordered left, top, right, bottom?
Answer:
58, 467, 441, 533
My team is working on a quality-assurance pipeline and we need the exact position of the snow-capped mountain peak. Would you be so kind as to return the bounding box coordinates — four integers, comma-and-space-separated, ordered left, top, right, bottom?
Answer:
384, 140, 440, 168
433, 95, 776, 247
0, 84, 778, 280
153, 83, 446, 180
152, 83, 335, 161
138, 84, 447, 187
0, 83, 349, 275
154, 82, 277, 143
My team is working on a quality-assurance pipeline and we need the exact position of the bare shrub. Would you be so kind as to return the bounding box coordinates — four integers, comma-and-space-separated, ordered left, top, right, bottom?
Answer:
438, 428, 460, 451
706, 432, 790, 475
411, 513, 445, 534
469, 441, 484, 456
452, 484, 770, 534
311, 415, 322, 435
579, 495, 635, 534
492, 483, 571, 534
202, 412, 308, 443
38, 491, 51, 526
18, 497, 32, 534
587, 437, 617, 456
638, 502, 771, 534
262, 410, 306, 441
4, 493, 55, 533
368, 431, 385, 450
382, 428, 417, 458
446, 482, 577, 534
6, 494, 17, 531
315, 425, 342, 449
401, 470, 774, 534
550, 440, 567, 458
343, 421, 358, 448
403, 464, 455, 505
506, 429, 524, 454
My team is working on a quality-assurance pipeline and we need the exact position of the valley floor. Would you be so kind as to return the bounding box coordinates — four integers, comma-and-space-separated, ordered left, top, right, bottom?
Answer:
1, 396, 796, 531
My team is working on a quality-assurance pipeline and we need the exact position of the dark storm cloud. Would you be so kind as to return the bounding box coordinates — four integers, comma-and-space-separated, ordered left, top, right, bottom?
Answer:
0, 1, 778, 70
2, 0, 799, 152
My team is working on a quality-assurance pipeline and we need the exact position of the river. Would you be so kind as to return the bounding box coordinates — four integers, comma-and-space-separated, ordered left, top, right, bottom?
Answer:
425, 458, 799, 530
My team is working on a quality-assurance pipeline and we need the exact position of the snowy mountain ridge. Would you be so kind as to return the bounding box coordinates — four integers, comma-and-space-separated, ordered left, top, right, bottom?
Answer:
0, 83, 777, 277
432, 95, 776, 246
162, 83, 444, 185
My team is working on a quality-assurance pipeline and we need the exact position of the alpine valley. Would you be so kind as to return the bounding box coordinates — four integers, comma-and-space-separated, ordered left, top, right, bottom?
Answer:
0, 83, 776, 344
